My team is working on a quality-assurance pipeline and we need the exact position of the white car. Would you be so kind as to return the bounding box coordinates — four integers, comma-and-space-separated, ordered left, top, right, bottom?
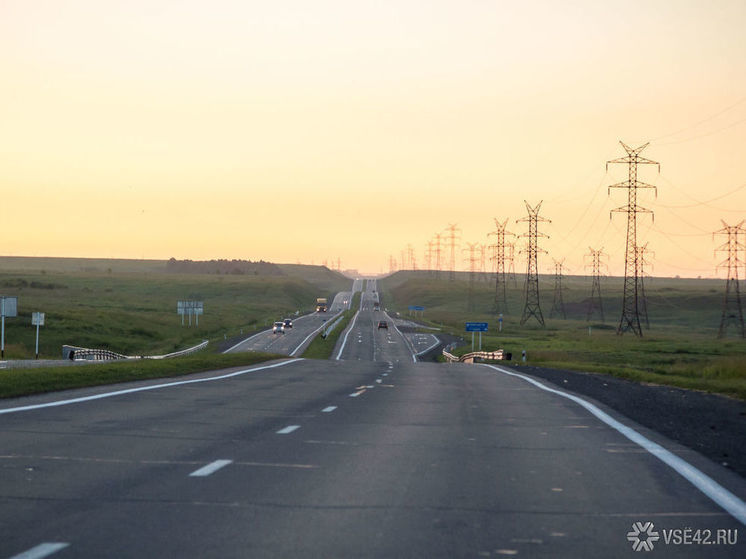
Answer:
272, 321, 285, 334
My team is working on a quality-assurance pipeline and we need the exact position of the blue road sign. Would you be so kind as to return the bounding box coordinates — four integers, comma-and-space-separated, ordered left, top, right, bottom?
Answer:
408, 305, 425, 311
465, 322, 488, 332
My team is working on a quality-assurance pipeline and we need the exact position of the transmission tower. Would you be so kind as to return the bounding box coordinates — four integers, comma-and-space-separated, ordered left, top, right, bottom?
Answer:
585, 247, 608, 322
388, 255, 397, 274
424, 241, 434, 275
433, 233, 443, 280
445, 224, 461, 281
714, 220, 746, 338
607, 141, 659, 336
549, 258, 568, 319
488, 218, 515, 314
517, 201, 550, 326
507, 242, 518, 287
635, 243, 655, 329
407, 244, 417, 271
463, 242, 480, 311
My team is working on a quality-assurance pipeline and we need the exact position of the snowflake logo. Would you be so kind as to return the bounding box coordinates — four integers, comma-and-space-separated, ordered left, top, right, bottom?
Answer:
627, 521, 660, 552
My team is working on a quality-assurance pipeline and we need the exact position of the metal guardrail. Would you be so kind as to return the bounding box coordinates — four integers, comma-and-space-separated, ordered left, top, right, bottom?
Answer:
62, 340, 209, 362
321, 316, 345, 339
442, 348, 504, 363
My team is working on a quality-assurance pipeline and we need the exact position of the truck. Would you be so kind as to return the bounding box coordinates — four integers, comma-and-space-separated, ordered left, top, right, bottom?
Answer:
316, 298, 328, 312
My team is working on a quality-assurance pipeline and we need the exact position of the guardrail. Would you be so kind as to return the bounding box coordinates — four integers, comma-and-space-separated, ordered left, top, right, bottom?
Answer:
62, 340, 209, 362
442, 348, 505, 363
321, 315, 345, 339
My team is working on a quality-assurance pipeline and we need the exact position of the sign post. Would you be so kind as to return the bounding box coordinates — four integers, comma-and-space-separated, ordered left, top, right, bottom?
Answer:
0, 296, 18, 359
178, 301, 204, 327
465, 322, 488, 351
32, 312, 45, 359
498, 313, 503, 333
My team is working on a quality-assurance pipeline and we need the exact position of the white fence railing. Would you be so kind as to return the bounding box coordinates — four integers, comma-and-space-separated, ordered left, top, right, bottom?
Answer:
62, 340, 209, 362
442, 348, 504, 363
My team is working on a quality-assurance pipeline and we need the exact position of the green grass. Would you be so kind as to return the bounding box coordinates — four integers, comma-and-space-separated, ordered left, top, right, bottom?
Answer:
380, 271, 746, 399
0, 258, 349, 359
0, 351, 281, 399
302, 292, 362, 359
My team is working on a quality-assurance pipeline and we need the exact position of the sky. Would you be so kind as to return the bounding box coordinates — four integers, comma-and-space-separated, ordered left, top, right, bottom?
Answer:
1, 0, 745, 277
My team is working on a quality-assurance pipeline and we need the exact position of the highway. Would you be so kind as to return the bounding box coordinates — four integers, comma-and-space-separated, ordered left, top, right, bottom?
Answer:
223, 279, 362, 356
1, 279, 744, 557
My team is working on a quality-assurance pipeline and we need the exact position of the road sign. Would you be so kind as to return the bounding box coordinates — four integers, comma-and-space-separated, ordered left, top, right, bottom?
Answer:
32, 312, 45, 359
465, 322, 488, 332
0, 296, 18, 358
408, 305, 425, 311
0, 296, 18, 318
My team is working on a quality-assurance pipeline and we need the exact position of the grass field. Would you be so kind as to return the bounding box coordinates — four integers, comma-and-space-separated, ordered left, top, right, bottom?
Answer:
0, 351, 280, 399
379, 271, 746, 399
0, 257, 349, 359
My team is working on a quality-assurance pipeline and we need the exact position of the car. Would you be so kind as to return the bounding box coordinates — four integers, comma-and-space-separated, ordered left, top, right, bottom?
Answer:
272, 321, 285, 334
283, 318, 293, 328
377, 321, 388, 329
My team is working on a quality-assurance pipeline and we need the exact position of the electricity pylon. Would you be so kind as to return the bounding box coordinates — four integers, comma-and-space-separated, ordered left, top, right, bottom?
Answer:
463, 242, 480, 311
636, 243, 654, 329
549, 258, 567, 319
517, 201, 550, 326
607, 141, 659, 336
433, 233, 443, 280
445, 224, 461, 281
488, 218, 515, 314
714, 220, 746, 338
585, 247, 608, 322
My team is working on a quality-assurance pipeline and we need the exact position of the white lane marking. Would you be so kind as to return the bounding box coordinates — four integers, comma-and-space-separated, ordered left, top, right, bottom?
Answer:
0, 359, 299, 416
290, 311, 344, 356
276, 425, 301, 434
349, 390, 365, 398
9, 543, 70, 559
335, 310, 360, 360
321, 406, 337, 413
189, 459, 233, 477
383, 312, 418, 362
485, 364, 746, 526
415, 335, 441, 356
222, 328, 273, 353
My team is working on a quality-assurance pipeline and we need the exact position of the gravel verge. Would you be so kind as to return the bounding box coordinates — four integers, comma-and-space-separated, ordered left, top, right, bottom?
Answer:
500, 364, 746, 478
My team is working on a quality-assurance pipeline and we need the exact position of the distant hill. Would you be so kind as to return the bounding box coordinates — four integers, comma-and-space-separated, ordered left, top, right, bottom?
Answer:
166, 258, 283, 276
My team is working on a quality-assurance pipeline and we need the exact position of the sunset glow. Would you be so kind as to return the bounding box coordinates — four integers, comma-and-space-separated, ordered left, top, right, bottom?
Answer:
1, 0, 745, 276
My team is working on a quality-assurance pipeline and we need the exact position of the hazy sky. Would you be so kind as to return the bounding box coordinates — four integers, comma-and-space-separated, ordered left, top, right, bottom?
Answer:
1, 0, 745, 277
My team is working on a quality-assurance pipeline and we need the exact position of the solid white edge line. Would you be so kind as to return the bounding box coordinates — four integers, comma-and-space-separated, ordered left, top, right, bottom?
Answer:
483, 364, 746, 526
276, 425, 301, 434
384, 312, 418, 363
189, 459, 233, 477
335, 310, 360, 361
222, 328, 272, 354
9, 542, 70, 559
289, 311, 344, 357
415, 335, 441, 356
0, 359, 300, 415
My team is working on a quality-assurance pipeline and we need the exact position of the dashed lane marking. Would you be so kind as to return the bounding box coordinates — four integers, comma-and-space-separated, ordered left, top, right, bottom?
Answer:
276, 425, 301, 435
9, 543, 70, 559
189, 459, 233, 477
321, 406, 337, 413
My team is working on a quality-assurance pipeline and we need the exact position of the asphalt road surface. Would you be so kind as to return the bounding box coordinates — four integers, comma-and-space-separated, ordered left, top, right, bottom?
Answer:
1, 279, 744, 558
223, 281, 361, 356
